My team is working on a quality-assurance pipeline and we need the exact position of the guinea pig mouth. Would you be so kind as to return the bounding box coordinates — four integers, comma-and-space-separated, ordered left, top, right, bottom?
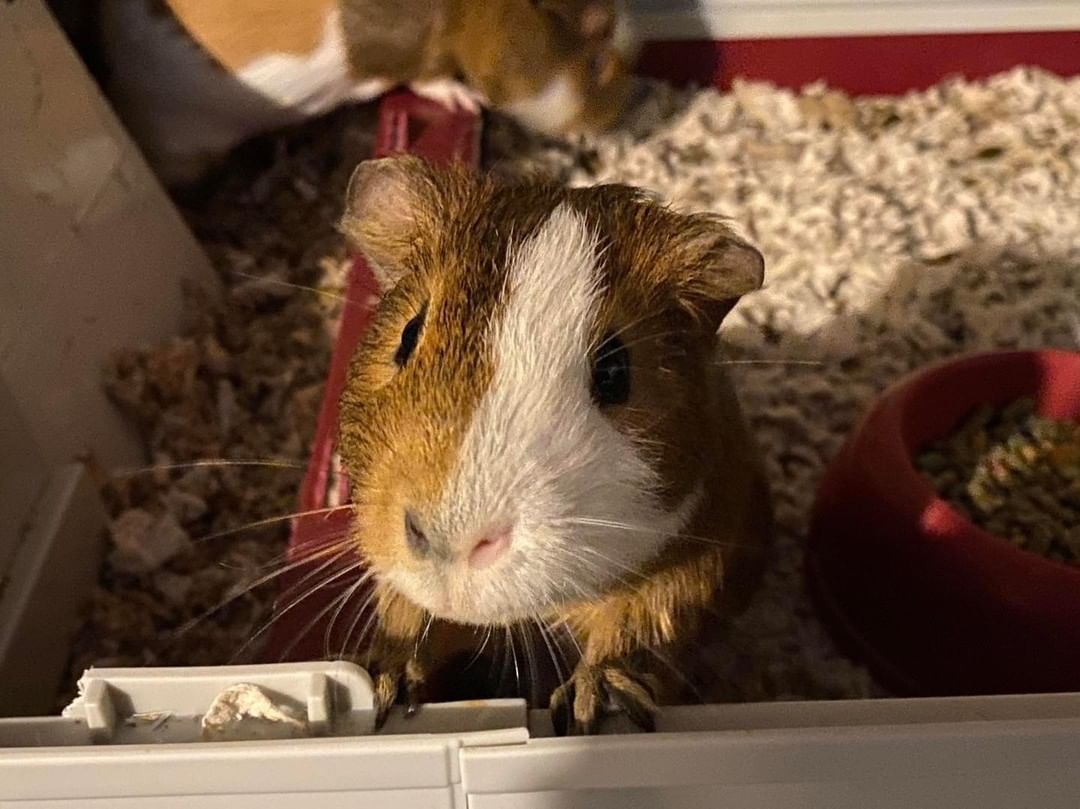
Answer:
386, 561, 580, 627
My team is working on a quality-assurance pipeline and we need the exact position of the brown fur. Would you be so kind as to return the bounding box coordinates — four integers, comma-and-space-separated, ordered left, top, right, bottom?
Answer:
339, 0, 455, 82
164, 0, 336, 72
338, 157, 772, 731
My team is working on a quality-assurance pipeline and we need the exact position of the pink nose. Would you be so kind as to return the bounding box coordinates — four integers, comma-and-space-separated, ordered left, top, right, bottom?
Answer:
468, 526, 512, 569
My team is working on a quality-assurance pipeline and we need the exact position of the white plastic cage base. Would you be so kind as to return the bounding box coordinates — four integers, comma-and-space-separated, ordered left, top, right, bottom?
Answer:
3, 662, 1080, 807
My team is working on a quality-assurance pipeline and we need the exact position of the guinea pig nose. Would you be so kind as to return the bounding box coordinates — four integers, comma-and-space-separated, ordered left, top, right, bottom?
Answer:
468, 526, 512, 570
404, 511, 431, 558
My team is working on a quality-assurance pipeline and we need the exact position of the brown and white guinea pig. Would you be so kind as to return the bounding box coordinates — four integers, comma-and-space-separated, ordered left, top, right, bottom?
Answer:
99, 0, 637, 187
336, 156, 774, 734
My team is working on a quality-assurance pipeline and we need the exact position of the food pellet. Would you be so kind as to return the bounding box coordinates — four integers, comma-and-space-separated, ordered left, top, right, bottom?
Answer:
916, 397, 1080, 562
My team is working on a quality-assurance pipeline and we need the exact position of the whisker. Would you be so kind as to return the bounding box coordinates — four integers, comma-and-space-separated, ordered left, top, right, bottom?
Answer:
535, 562, 594, 616
604, 404, 668, 435
110, 458, 307, 478
195, 504, 353, 543
506, 626, 521, 697
350, 597, 386, 661
535, 552, 600, 604
644, 645, 704, 704
339, 584, 380, 660
559, 547, 647, 592
230, 270, 359, 306
589, 310, 661, 354
577, 544, 650, 581
492, 626, 512, 693
275, 567, 369, 662
325, 570, 376, 658
416, 613, 435, 657
220, 528, 351, 573
552, 476, 641, 505
713, 358, 824, 367
556, 619, 585, 662
533, 617, 567, 688
464, 625, 495, 670
625, 434, 671, 447
273, 541, 357, 604
175, 542, 354, 639
227, 559, 363, 663
596, 328, 685, 361
519, 623, 541, 707
557, 516, 750, 551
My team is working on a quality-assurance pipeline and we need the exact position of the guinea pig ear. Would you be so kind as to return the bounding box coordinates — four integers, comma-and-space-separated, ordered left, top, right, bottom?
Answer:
580, 2, 616, 40
674, 217, 765, 332
339, 156, 432, 291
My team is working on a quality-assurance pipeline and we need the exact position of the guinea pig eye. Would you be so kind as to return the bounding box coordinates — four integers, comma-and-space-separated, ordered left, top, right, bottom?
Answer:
591, 333, 630, 406
394, 305, 427, 367
589, 50, 616, 85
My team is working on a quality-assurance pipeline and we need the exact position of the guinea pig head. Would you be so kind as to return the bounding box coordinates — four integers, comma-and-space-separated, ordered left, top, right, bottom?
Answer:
338, 156, 763, 626
461, 0, 638, 135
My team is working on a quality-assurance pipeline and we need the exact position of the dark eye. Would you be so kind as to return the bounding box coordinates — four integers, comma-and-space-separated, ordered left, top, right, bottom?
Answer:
592, 333, 630, 406
590, 50, 615, 84
394, 305, 426, 367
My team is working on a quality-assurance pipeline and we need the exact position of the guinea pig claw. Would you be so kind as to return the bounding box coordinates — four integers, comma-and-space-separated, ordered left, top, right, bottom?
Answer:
403, 673, 424, 719
373, 671, 399, 731
371, 657, 428, 729
549, 677, 590, 736
602, 666, 659, 733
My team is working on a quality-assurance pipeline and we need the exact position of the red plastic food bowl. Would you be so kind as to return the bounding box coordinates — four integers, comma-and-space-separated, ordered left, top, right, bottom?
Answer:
807, 349, 1080, 697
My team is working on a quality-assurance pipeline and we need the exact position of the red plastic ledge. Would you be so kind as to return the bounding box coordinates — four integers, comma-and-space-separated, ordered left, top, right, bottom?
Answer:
640, 31, 1080, 95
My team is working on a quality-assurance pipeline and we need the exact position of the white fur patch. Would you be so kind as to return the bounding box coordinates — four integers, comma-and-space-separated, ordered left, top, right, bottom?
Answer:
387, 206, 701, 625
504, 73, 583, 135
236, 10, 389, 113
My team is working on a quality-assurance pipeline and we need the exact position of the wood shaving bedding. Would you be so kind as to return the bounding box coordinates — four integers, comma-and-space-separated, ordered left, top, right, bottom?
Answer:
59, 68, 1080, 708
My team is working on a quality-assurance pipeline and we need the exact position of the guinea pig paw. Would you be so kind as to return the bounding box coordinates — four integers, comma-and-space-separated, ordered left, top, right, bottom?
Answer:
550, 666, 600, 736
550, 662, 660, 736
370, 657, 427, 730
601, 666, 660, 733
409, 78, 487, 114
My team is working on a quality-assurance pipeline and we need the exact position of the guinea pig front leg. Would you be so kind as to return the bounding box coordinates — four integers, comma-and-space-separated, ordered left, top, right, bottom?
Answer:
551, 577, 710, 735
549, 648, 665, 736
362, 590, 430, 728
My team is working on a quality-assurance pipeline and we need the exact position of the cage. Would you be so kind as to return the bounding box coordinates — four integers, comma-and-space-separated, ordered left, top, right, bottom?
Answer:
3, 1, 1080, 805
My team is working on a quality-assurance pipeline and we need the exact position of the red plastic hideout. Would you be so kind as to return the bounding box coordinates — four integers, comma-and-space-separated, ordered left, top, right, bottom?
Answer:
262, 93, 480, 663
807, 350, 1080, 697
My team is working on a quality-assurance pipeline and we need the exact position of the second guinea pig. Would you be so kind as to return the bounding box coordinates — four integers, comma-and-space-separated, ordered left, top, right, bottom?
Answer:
336, 156, 774, 734
99, 0, 637, 186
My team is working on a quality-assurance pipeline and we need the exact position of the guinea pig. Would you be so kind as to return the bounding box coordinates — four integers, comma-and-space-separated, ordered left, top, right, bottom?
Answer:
98, 0, 637, 187
336, 156, 774, 734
